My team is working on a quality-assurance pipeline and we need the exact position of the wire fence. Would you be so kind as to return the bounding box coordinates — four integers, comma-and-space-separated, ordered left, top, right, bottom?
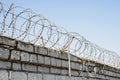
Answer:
0, 2, 120, 69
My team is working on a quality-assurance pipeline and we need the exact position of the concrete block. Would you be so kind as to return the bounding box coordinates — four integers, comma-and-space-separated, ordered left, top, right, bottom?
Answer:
109, 71, 115, 76
35, 46, 47, 55
38, 66, 49, 73
57, 59, 61, 67
51, 58, 56, 66
74, 77, 82, 80
61, 69, 68, 75
11, 50, 20, 60
79, 72, 85, 76
28, 73, 42, 80
56, 68, 61, 74
0, 61, 11, 69
76, 63, 80, 70
65, 76, 79, 80
71, 70, 79, 76
0, 47, 9, 59
116, 73, 120, 78
0, 70, 8, 80
0, 36, 16, 47
66, 77, 76, 80
48, 49, 58, 57
70, 77, 75, 80
61, 52, 68, 60
56, 75, 65, 80
65, 77, 70, 80
105, 76, 110, 80
12, 63, 21, 70
38, 66, 43, 72
71, 62, 76, 69
43, 74, 55, 80
50, 68, 56, 74
30, 54, 37, 63
21, 52, 29, 62
70, 55, 77, 62
22, 64, 37, 72
38, 55, 44, 64
11, 71, 27, 80
57, 52, 61, 58
88, 72, 96, 77
50, 68, 61, 74
103, 70, 109, 75
17, 41, 33, 52
45, 56, 50, 65
62, 60, 68, 68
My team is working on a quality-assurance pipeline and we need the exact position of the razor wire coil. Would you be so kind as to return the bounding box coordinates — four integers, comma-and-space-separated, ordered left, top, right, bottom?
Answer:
0, 2, 120, 69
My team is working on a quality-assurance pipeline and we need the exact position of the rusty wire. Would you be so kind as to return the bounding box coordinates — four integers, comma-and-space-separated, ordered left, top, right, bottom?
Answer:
0, 2, 120, 69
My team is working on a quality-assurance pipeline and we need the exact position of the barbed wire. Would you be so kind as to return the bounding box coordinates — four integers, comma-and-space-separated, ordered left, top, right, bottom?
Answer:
0, 2, 120, 69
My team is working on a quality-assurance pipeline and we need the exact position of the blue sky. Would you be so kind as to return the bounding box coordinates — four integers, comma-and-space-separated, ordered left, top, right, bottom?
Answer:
2, 0, 120, 54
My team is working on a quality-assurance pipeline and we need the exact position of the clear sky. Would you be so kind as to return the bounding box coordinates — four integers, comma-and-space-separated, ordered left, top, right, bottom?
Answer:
2, 0, 120, 54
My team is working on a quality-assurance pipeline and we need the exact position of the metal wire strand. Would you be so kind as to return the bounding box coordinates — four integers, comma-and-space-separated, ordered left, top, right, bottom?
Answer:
0, 2, 120, 69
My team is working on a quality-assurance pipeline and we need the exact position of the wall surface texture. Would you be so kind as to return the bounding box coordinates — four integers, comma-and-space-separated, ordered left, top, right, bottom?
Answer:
0, 36, 120, 80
